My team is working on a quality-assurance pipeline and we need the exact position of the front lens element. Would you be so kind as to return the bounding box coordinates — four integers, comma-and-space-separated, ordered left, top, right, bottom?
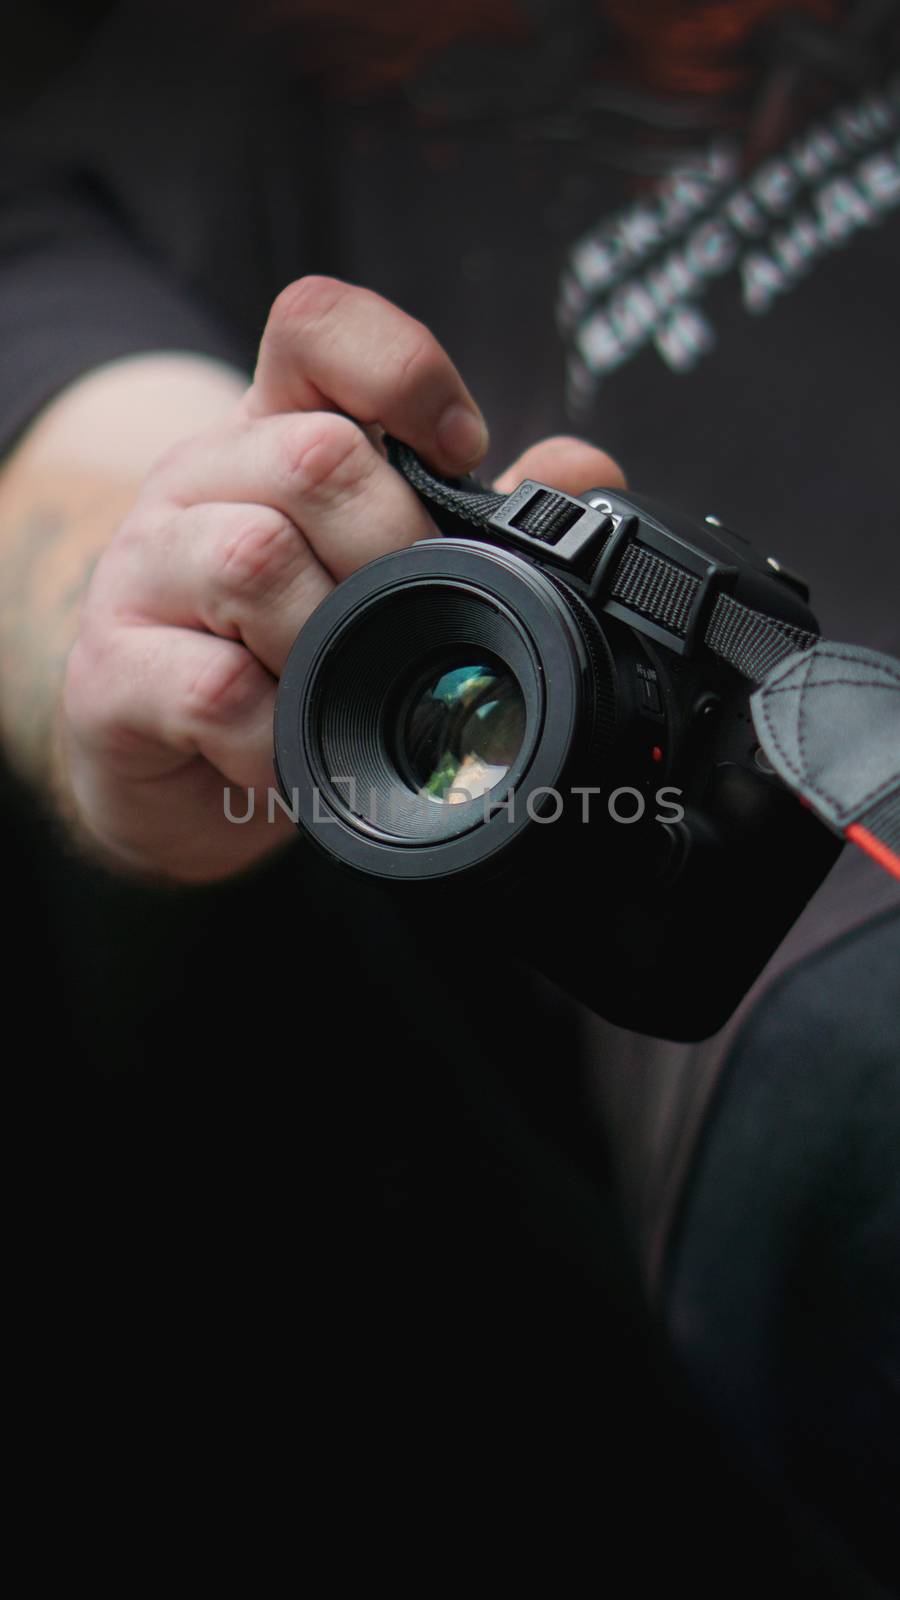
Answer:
402, 658, 526, 803
274, 539, 615, 870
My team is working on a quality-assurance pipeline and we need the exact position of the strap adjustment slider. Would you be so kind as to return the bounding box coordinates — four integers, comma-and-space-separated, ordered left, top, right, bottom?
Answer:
487, 480, 612, 570
589, 511, 739, 658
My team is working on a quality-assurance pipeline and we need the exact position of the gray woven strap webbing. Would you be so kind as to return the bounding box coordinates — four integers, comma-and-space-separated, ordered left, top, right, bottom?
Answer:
387, 436, 817, 684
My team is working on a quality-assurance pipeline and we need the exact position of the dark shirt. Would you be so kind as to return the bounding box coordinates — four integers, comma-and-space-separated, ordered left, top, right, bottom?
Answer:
2, 5, 898, 1590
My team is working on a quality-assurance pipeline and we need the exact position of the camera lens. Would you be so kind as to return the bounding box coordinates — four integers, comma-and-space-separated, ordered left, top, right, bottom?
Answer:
275, 538, 617, 880
400, 656, 527, 804
307, 582, 540, 843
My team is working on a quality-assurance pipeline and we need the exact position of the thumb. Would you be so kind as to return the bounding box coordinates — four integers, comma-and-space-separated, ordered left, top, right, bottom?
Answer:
493, 434, 626, 496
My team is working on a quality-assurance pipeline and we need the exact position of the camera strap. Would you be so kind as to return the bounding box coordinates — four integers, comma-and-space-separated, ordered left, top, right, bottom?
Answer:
387, 437, 900, 883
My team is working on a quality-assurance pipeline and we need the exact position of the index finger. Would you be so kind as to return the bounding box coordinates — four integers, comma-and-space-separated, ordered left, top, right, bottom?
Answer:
243, 276, 489, 476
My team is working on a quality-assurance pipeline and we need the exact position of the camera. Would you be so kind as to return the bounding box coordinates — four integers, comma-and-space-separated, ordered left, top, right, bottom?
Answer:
274, 467, 839, 1040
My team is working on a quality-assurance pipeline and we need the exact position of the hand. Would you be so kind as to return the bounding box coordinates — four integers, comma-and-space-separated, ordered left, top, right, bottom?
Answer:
61, 277, 623, 882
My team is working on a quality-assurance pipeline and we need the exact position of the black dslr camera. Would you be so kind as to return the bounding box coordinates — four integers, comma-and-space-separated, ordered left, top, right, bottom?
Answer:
274, 450, 838, 1040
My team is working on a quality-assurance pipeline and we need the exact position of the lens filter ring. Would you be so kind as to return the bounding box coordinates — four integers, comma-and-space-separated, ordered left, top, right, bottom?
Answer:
274, 539, 610, 881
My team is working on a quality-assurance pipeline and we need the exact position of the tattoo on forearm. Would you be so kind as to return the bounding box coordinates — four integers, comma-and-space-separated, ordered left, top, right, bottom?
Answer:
0, 496, 107, 787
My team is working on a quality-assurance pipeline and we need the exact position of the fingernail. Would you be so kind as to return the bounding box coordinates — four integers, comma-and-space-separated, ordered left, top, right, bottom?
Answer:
436, 404, 489, 469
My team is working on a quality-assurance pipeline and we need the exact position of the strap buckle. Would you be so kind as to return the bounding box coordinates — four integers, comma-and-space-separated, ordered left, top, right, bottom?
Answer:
487, 480, 612, 571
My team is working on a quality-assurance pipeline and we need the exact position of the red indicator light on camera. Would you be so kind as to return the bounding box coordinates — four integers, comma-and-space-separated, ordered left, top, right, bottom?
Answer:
652, 745, 663, 764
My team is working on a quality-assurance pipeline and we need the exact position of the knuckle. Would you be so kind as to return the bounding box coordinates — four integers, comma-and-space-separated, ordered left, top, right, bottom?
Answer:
63, 627, 132, 753
141, 432, 212, 504
183, 646, 264, 727
269, 274, 345, 334
106, 508, 145, 558
275, 412, 371, 499
552, 436, 626, 486
106, 502, 160, 565
89, 507, 166, 619
269, 414, 324, 488
62, 635, 97, 733
142, 434, 195, 492
542, 433, 586, 452
217, 509, 300, 604
64, 620, 111, 707
382, 324, 442, 396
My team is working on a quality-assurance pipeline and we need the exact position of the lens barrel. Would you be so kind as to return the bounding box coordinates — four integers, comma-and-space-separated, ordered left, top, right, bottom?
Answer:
274, 538, 616, 881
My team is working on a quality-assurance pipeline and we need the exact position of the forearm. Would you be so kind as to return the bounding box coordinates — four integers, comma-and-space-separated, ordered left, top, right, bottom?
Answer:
0, 466, 136, 790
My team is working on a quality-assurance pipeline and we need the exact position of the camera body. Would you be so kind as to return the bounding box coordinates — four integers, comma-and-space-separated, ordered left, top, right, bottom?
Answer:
275, 485, 839, 1040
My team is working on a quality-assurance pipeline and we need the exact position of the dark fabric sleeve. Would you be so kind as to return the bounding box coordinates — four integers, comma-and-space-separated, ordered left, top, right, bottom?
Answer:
0, 0, 314, 458
664, 906, 900, 1594
0, 167, 250, 459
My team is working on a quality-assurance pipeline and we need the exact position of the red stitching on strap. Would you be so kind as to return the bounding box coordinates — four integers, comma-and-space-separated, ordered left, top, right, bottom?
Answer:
846, 823, 900, 882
